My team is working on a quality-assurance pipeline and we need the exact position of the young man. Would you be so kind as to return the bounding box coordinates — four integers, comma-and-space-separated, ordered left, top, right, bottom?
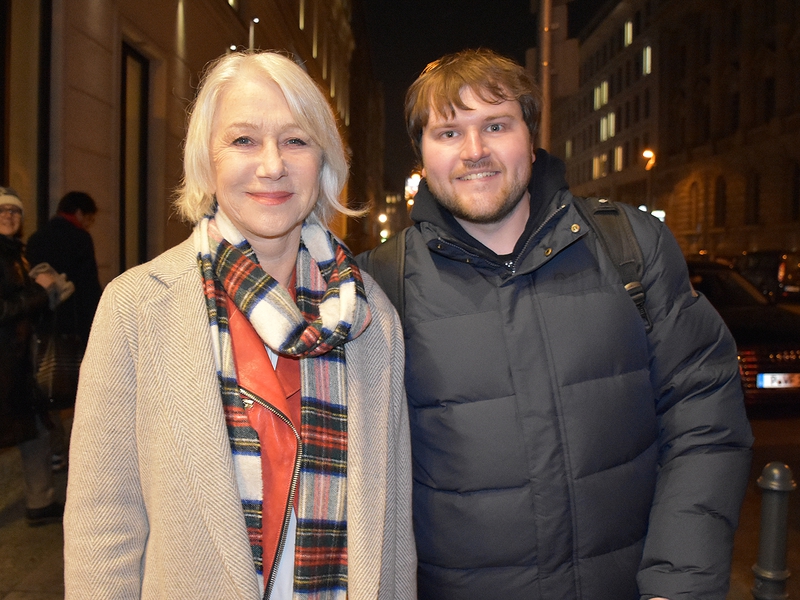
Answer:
359, 49, 752, 600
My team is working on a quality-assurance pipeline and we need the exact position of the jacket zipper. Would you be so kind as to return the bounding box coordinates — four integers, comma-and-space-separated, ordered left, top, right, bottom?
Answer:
509, 203, 568, 274
434, 203, 568, 275
240, 387, 303, 600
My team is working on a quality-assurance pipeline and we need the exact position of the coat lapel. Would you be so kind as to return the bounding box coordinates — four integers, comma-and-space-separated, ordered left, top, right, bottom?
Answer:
142, 240, 260, 600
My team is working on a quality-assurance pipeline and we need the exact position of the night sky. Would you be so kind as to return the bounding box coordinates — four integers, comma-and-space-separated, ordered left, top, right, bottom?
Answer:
362, 0, 604, 191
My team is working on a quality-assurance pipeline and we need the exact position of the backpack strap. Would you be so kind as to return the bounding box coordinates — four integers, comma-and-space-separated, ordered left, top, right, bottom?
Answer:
355, 228, 408, 325
572, 196, 652, 332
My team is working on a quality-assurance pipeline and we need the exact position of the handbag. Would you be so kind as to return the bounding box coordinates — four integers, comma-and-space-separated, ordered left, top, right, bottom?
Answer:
35, 303, 85, 410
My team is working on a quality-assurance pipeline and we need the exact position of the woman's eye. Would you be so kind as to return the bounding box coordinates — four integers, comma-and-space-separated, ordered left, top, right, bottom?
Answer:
285, 137, 307, 146
232, 136, 252, 146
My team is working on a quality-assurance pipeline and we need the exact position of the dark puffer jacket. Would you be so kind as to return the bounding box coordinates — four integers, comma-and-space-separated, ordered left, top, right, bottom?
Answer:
0, 234, 49, 448
363, 150, 753, 600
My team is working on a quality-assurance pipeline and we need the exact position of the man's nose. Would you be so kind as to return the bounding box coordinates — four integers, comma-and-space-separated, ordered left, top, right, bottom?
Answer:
461, 130, 488, 163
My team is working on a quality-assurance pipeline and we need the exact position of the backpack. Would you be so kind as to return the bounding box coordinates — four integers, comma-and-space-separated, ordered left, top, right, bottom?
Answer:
356, 196, 652, 332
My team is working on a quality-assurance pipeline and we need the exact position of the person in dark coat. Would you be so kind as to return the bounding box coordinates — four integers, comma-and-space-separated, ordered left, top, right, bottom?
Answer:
358, 49, 753, 600
0, 187, 63, 525
26, 191, 101, 470
27, 191, 101, 342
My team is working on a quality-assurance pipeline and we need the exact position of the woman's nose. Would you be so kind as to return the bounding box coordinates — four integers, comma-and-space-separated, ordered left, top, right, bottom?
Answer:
256, 142, 287, 179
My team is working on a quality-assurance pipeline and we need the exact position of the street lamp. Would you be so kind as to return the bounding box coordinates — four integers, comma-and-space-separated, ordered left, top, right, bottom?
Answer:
249, 17, 259, 51
642, 149, 656, 213
642, 149, 656, 171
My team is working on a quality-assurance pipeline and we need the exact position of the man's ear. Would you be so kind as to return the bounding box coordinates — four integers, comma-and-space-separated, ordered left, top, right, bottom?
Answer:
421, 167, 427, 178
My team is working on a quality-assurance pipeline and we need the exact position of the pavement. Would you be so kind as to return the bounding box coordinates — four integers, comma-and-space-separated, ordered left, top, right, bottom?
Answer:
0, 447, 66, 600
0, 413, 796, 600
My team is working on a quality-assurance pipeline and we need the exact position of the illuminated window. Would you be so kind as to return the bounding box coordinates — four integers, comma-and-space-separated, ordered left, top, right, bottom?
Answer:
643, 45, 652, 75
227, 0, 238, 8
592, 154, 608, 179
600, 111, 615, 142
593, 80, 609, 110
624, 20, 633, 46
565, 139, 573, 159
614, 145, 623, 171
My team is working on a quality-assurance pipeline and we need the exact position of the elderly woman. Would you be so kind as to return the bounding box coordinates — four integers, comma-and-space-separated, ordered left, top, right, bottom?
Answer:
64, 51, 415, 600
0, 187, 62, 524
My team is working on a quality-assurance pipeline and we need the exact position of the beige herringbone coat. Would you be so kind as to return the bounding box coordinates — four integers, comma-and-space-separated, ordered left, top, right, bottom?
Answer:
63, 238, 416, 600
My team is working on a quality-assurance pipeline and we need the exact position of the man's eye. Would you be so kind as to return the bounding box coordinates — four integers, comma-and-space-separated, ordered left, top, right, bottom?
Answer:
487, 124, 503, 132
441, 131, 456, 139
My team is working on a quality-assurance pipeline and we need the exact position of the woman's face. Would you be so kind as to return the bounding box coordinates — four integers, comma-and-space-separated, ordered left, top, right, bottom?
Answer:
210, 75, 323, 251
0, 204, 22, 237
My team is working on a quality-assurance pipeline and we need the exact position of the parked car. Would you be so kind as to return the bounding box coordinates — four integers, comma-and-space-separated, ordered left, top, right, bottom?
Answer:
687, 260, 800, 404
734, 250, 800, 302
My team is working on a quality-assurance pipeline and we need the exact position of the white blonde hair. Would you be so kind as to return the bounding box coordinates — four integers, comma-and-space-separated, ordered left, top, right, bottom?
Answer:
176, 51, 359, 224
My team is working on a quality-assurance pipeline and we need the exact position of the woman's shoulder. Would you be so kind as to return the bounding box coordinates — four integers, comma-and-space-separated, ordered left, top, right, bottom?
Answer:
104, 237, 198, 301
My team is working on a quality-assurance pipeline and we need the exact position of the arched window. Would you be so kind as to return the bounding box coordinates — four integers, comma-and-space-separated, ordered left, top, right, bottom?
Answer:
714, 176, 727, 227
745, 173, 760, 225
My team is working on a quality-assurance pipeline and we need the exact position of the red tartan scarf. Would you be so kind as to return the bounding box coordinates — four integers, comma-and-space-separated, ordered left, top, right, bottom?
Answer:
195, 209, 371, 599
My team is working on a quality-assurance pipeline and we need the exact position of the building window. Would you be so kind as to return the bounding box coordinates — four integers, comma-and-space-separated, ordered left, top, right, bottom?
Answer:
745, 173, 760, 225
731, 6, 741, 49
227, 0, 238, 8
120, 43, 149, 271
624, 20, 633, 46
763, 77, 776, 123
713, 176, 727, 227
643, 45, 652, 75
729, 92, 740, 133
614, 145, 623, 172
593, 80, 609, 110
600, 117, 608, 141
792, 163, 800, 221
592, 153, 609, 179
565, 139, 573, 159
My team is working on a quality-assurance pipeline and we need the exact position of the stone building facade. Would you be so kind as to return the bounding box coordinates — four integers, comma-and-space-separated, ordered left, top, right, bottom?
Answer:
2, 0, 381, 284
550, 0, 800, 260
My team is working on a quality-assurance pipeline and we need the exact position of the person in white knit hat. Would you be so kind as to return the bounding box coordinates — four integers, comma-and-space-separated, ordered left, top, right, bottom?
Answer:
0, 186, 64, 525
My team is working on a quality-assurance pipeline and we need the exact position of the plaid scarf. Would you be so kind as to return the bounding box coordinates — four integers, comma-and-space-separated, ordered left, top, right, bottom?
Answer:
194, 209, 371, 599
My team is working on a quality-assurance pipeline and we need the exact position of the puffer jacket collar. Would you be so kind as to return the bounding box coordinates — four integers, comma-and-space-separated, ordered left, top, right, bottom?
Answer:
409, 149, 589, 279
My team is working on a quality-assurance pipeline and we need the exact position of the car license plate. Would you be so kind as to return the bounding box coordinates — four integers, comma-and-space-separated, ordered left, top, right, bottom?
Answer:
757, 373, 800, 388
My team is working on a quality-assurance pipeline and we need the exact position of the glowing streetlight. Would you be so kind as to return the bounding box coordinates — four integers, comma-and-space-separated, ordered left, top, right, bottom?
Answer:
249, 17, 259, 51
378, 213, 388, 223
642, 149, 656, 171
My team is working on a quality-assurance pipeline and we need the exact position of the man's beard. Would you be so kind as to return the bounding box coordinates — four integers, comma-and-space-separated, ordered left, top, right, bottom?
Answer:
428, 161, 531, 225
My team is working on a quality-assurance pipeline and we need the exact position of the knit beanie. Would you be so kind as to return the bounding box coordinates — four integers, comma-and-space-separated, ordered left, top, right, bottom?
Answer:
0, 187, 23, 213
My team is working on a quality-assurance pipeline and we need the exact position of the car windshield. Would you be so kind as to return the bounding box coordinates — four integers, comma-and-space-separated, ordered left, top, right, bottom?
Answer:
689, 268, 769, 308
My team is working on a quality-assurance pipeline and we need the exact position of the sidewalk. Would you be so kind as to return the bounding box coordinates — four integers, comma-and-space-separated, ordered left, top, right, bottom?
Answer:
0, 447, 65, 600
0, 435, 790, 600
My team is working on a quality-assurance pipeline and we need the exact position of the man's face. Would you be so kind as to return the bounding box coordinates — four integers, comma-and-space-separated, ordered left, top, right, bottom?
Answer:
420, 87, 534, 225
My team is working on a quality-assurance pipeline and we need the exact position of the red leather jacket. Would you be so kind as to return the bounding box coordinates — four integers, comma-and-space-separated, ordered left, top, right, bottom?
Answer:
227, 296, 301, 590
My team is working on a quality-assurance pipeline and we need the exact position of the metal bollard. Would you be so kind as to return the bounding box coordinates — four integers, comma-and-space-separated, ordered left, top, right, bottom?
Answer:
752, 461, 796, 600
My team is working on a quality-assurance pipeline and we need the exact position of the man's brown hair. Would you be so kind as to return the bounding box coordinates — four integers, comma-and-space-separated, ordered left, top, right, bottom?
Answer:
405, 48, 542, 161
